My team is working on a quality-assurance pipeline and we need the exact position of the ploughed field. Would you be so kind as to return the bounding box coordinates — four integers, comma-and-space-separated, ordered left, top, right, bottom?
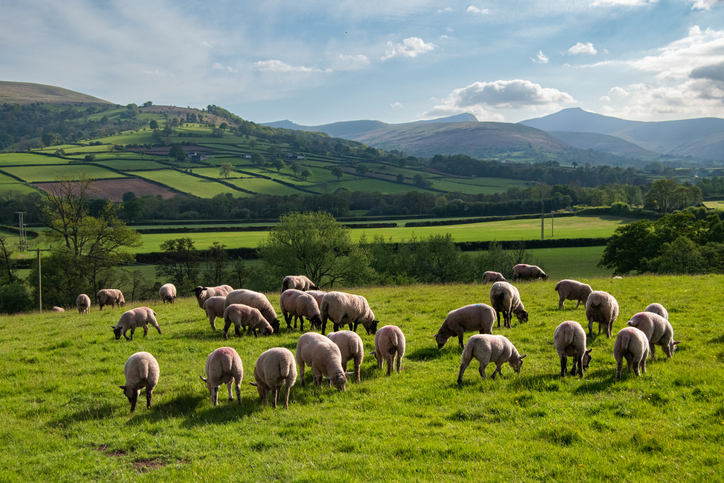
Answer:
0, 276, 722, 481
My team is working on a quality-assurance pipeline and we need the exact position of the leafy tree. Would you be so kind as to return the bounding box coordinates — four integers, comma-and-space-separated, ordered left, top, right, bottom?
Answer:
356, 164, 369, 176
84, 154, 96, 163
251, 153, 266, 167
156, 238, 200, 290
249, 139, 258, 150
413, 174, 425, 186
291, 162, 302, 176
331, 166, 344, 180
396, 173, 405, 183
0, 281, 33, 314
42, 132, 58, 147
0, 235, 17, 285
271, 158, 286, 173
202, 242, 230, 286
169, 145, 186, 162
219, 122, 228, 130
220, 163, 235, 178
300, 169, 312, 180
149, 119, 158, 130
415, 234, 465, 285
230, 256, 251, 289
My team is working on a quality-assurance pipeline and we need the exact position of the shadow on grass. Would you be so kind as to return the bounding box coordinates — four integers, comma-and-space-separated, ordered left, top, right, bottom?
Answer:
406, 346, 446, 361
573, 369, 618, 393
50, 403, 117, 429
708, 334, 724, 344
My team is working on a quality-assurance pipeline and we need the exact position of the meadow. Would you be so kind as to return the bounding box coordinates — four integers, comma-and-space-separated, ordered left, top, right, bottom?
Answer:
0, 276, 722, 481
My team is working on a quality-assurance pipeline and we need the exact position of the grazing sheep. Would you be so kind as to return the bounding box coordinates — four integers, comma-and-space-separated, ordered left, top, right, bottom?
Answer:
96, 289, 125, 310
626, 312, 680, 361
613, 327, 649, 381
200, 347, 243, 406
554, 279, 593, 310
372, 325, 406, 376
119, 352, 159, 413
328, 331, 364, 383
305, 290, 327, 307
159, 283, 177, 304
433, 303, 496, 349
282, 275, 319, 292
320, 291, 379, 336
645, 303, 669, 320
295, 332, 351, 391
482, 271, 506, 284
76, 294, 91, 315
51, 306, 64, 312
225, 289, 280, 333
280, 290, 322, 331
457, 334, 526, 383
585, 291, 619, 338
222, 304, 274, 338
203, 296, 227, 331
192, 284, 234, 309
489, 282, 529, 329
111, 307, 162, 341
512, 264, 548, 281
250, 348, 297, 408
553, 321, 592, 378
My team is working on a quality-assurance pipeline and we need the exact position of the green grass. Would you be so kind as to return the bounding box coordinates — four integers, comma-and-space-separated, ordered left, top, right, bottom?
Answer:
1, 276, 722, 481
0, 153, 75, 166
529, 246, 611, 279
1, 164, 127, 182
96, 160, 170, 171
128, 170, 242, 198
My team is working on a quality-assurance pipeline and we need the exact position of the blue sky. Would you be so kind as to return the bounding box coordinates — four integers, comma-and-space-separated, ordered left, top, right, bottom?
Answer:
2, 0, 724, 125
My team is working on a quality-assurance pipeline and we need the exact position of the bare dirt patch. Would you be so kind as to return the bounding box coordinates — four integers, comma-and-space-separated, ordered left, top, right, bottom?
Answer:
133, 459, 166, 472
34, 177, 178, 202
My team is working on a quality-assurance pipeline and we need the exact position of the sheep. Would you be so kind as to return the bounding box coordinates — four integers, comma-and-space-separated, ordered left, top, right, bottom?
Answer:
222, 303, 274, 338
250, 347, 297, 408
613, 327, 649, 381
482, 271, 506, 284
282, 275, 319, 292
328, 330, 364, 382
203, 296, 227, 331
457, 334, 526, 383
119, 351, 159, 413
626, 312, 680, 361
305, 290, 327, 307
159, 283, 177, 304
295, 332, 352, 391
192, 284, 234, 309
432, 303, 496, 349
319, 291, 379, 336
111, 307, 162, 341
200, 347, 243, 406
553, 321, 592, 378
76, 294, 91, 315
224, 289, 280, 333
51, 306, 64, 312
554, 279, 593, 310
371, 325, 406, 376
645, 303, 669, 320
489, 281, 529, 329
585, 290, 619, 338
280, 290, 322, 331
512, 264, 548, 281
96, 289, 125, 310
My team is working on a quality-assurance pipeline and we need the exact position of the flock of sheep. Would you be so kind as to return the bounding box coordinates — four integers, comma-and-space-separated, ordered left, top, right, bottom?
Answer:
70, 264, 679, 413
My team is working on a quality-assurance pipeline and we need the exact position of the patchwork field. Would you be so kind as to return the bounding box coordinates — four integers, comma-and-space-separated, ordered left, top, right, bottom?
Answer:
2, 164, 126, 183
127, 170, 243, 198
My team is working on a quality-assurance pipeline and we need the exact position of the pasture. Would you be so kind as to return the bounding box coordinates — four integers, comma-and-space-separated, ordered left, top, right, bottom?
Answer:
0, 276, 722, 481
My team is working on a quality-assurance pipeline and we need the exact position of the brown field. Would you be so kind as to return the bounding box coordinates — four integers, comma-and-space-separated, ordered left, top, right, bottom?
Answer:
33, 177, 178, 202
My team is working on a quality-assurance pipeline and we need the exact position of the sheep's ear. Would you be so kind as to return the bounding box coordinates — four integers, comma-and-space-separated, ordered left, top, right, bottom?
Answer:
110, 325, 116, 329
199, 376, 207, 383
673, 341, 681, 345
585, 349, 593, 354
519, 354, 527, 359
344, 372, 354, 377
323, 376, 332, 380
431, 334, 437, 338
118, 385, 126, 390
368, 351, 375, 355
249, 382, 258, 386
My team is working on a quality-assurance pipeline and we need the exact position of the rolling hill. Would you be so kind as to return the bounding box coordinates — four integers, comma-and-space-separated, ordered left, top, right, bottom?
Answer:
0, 81, 112, 105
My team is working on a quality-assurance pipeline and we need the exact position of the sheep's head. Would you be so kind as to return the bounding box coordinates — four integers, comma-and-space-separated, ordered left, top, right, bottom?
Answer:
325, 372, 347, 392
111, 325, 123, 340
516, 310, 529, 324
582, 349, 593, 370
192, 286, 206, 298
270, 318, 280, 333
261, 324, 274, 336
509, 354, 527, 374
366, 320, 379, 335
432, 332, 450, 349
119, 385, 139, 412
200, 376, 219, 405
310, 315, 323, 330
250, 381, 266, 400
666, 340, 681, 358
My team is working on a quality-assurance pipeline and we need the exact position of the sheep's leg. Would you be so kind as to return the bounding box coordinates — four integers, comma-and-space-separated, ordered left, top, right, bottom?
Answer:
299, 361, 306, 387
633, 358, 641, 377
559, 296, 565, 310
252, 328, 258, 338
396, 352, 402, 374
146, 387, 153, 409
283, 382, 291, 409
616, 358, 623, 381
223, 318, 232, 338
560, 355, 567, 377
143, 325, 149, 337
607, 321, 613, 339
574, 299, 581, 309
491, 362, 502, 380
123, 328, 130, 341
299, 316, 304, 332
210, 315, 217, 331
227, 382, 234, 402
272, 387, 279, 409
129, 390, 138, 412
234, 379, 241, 404
575, 355, 583, 378
458, 333, 464, 348
641, 353, 648, 374
129, 328, 135, 341
350, 322, 356, 331
650, 343, 656, 361
385, 355, 392, 376
355, 361, 361, 383
457, 361, 470, 384
624, 353, 633, 373
588, 319, 594, 336
495, 312, 501, 328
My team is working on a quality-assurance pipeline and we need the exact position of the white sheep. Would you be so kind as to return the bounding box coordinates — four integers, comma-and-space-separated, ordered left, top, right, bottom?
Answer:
280, 290, 322, 331
250, 347, 297, 408
200, 347, 243, 406
372, 325, 406, 376
225, 289, 280, 333
222, 303, 274, 338
192, 284, 234, 309
553, 321, 592, 378
554, 279, 593, 310
482, 271, 506, 284
111, 307, 162, 341
645, 303, 669, 320
305, 290, 327, 307
319, 291, 379, 336
96, 289, 125, 310
585, 291, 619, 338
295, 332, 351, 391
613, 327, 649, 380
76, 294, 91, 315
626, 312, 680, 361
203, 296, 227, 331
51, 306, 64, 312
512, 264, 548, 280
119, 351, 159, 413
282, 275, 319, 292
432, 303, 496, 349
489, 281, 528, 328
159, 283, 177, 304
457, 334, 526, 383
328, 330, 364, 382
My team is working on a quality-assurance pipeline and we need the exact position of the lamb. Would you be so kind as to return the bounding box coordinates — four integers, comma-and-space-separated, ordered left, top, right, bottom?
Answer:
319, 291, 379, 336
295, 332, 352, 391
645, 303, 669, 320
203, 296, 227, 331
371, 325, 406, 376
51, 306, 64, 312
457, 334, 526, 383
119, 351, 159, 413
328, 330, 364, 382
200, 347, 243, 406
512, 264, 548, 281
432, 303, 496, 349
222, 303, 274, 338
305, 290, 327, 307
554, 279, 593, 310
76, 294, 91, 315
489, 281, 529, 328
585, 290, 619, 338
159, 283, 177, 304
282, 275, 319, 292
192, 284, 234, 309
280, 290, 322, 331
250, 347, 297, 408
111, 307, 162, 341
553, 321, 592, 378
482, 271, 506, 284
224, 289, 280, 333
626, 312, 680, 361
613, 327, 649, 380
96, 289, 125, 310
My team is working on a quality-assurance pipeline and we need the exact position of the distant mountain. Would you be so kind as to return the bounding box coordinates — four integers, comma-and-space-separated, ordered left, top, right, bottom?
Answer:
546, 131, 658, 158
520, 108, 642, 134
414, 113, 479, 123
0, 81, 112, 105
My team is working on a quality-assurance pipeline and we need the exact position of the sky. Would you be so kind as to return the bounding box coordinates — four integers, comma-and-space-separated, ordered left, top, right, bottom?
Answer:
2, 0, 724, 125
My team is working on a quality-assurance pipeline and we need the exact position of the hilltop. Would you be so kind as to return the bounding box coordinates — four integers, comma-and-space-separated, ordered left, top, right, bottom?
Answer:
0, 81, 112, 105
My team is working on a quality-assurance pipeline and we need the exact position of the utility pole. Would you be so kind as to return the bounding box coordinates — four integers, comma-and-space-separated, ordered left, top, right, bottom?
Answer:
551, 210, 554, 238
16, 212, 26, 252
33, 248, 52, 313
540, 201, 545, 240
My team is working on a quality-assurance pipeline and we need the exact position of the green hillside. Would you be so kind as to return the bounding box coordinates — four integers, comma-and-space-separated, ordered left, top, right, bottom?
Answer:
0, 81, 111, 105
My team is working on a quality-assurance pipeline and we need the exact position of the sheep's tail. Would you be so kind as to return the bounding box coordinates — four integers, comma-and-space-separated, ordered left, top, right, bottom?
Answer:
279, 360, 290, 378
461, 338, 475, 364
493, 290, 506, 309
554, 281, 561, 291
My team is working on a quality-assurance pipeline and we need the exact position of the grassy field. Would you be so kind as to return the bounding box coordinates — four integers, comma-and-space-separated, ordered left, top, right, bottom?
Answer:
0, 276, 722, 481
127, 170, 242, 198
2, 164, 127, 182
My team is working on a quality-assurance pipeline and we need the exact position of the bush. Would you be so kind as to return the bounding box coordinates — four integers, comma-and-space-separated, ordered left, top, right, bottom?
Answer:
0, 282, 34, 314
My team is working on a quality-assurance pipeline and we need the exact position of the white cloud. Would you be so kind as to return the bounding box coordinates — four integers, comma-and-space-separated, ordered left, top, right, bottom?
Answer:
568, 42, 597, 55
467, 6, 490, 14
532, 50, 549, 64
688, 0, 722, 9
440, 35, 449, 39
381, 37, 436, 61
591, 0, 658, 6
213, 63, 237, 73
335, 54, 370, 70
391, 102, 404, 108
437, 7, 453, 13
253, 60, 323, 73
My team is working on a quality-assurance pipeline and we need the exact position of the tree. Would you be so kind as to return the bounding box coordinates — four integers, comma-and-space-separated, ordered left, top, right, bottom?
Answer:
415, 234, 465, 285
271, 158, 286, 173
0, 235, 17, 285
645, 178, 679, 213
356, 164, 369, 176
84, 154, 96, 163
156, 238, 200, 289
149, 119, 158, 130
42, 132, 58, 147
169, 145, 186, 162
396, 173, 405, 183
251, 153, 266, 167
331, 166, 344, 180
291, 162, 303, 176
202, 242, 230, 286
219, 122, 228, 130
249, 139, 258, 150
220, 163, 235, 178
413, 174, 425, 186
300, 169, 312, 180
